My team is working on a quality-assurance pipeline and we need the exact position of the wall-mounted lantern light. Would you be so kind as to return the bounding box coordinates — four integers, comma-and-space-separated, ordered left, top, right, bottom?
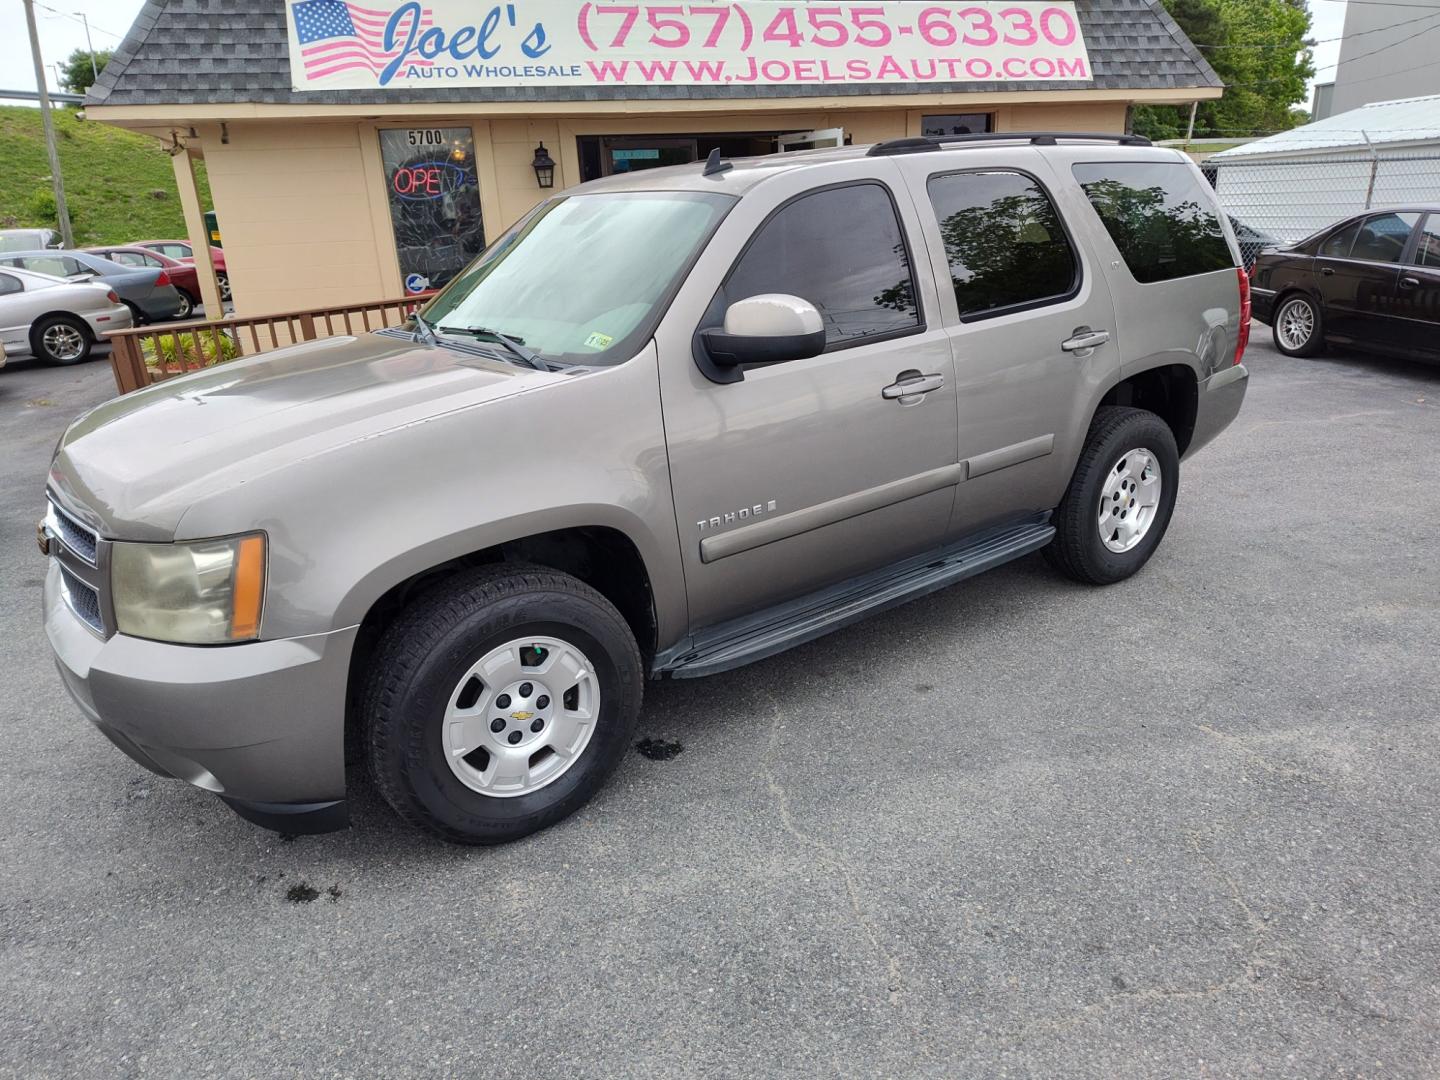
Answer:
532, 142, 557, 189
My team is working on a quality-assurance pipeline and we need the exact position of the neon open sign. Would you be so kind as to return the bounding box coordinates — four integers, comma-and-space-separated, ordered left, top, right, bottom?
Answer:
390, 160, 469, 201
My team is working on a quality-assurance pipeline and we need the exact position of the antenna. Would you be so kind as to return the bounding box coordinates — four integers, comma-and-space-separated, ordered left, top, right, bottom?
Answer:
702, 147, 733, 176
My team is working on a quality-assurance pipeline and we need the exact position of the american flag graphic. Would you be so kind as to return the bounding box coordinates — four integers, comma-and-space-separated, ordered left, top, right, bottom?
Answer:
292, 0, 435, 81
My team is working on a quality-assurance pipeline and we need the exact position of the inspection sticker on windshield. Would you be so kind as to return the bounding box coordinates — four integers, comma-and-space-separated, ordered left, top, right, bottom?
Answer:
583, 332, 614, 350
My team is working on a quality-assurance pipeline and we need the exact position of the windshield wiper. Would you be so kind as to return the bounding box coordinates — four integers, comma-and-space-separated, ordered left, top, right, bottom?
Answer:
437, 325, 548, 371
410, 310, 438, 347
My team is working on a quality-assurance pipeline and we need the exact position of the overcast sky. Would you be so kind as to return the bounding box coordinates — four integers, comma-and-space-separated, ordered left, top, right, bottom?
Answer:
0, 0, 1347, 107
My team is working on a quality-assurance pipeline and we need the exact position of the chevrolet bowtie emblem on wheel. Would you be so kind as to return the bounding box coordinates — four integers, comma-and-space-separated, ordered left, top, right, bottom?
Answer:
510, 711, 535, 722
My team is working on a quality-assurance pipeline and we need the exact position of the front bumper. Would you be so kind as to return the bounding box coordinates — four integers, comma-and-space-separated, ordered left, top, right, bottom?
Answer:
45, 559, 357, 834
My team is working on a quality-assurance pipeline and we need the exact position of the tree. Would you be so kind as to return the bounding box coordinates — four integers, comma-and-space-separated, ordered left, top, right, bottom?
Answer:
58, 47, 113, 95
1132, 0, 1315, 140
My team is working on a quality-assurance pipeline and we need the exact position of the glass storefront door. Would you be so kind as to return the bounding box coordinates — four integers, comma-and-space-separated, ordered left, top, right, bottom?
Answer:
379, 127, 486, 295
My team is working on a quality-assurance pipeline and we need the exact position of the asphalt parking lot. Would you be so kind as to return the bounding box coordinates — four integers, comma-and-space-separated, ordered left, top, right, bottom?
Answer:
1, 335, 1437, 1078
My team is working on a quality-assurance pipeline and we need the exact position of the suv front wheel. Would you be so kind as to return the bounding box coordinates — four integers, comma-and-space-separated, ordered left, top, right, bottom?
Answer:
1045, 407, 1180, 585
363, 564, 643, 844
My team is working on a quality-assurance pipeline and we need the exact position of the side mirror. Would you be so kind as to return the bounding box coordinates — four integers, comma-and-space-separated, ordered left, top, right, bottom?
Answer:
696, 293, 826, 383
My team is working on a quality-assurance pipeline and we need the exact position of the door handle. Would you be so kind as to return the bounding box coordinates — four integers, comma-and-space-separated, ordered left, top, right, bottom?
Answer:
1400, 276, 1420, 290
1320, 266, 1335, 276
882, 371, 945, 401
1060, 329, 1111, 353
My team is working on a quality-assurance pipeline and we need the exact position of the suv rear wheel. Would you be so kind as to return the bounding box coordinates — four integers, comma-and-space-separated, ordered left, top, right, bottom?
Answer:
363, 564, 643, 844
1045, 407, 1180, 585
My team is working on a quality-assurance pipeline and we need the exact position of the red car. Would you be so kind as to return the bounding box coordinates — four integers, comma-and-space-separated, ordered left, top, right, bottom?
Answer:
130, 240, 230, 303
84, 246, 202, 319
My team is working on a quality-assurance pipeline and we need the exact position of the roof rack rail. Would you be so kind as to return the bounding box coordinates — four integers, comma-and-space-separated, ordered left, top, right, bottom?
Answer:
866, 131, 1152, 157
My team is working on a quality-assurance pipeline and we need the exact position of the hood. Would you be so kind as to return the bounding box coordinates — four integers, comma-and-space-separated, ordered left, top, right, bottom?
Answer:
51, 332, 562, 539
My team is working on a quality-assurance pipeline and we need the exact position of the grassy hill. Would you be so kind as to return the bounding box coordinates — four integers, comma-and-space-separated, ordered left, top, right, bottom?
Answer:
0, 104, 213, 246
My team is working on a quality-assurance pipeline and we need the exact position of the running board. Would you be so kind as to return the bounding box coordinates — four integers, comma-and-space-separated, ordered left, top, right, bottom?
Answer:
652, 514, 1054, 679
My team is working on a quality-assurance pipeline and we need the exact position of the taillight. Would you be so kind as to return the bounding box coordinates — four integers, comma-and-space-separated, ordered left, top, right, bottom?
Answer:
1234, 267, 1251, 366
155, 270, 171, 287
106, 289, 119, 304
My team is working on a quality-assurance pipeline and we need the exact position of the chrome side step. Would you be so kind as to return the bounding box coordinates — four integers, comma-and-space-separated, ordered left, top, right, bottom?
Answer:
652, 514, 1054, 679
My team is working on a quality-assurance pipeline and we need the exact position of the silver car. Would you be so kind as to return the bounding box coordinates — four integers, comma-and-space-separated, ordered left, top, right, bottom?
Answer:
0, 250, 184, 324
0, 266, 133, 365
43, 134, 1250, 844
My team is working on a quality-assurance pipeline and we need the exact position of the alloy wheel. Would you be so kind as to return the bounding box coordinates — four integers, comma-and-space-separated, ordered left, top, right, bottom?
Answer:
42, 323, 86, 362
1098, 447, 1162, 553
1276, 298, 1314, 352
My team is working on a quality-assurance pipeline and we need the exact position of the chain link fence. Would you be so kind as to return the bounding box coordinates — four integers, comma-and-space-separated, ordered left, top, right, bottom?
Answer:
1202, 139, 1440, 268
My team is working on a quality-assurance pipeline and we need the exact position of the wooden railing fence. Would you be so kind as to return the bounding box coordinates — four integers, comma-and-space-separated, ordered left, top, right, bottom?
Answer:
105, 294, 433, 394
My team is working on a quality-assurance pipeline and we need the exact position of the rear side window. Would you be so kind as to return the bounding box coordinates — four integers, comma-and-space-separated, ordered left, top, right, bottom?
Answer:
1417, 216, 1440, 268
926, 170, 1077, 319
1349, 212, 1420, 264
723, 183, 919, 347
0, 273, 22, 296
1073, 161, 1233, 283
1320, 220, 1362, 259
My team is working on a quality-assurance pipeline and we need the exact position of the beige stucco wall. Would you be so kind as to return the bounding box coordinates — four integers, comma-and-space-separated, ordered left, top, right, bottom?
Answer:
190, 98, 1126, 316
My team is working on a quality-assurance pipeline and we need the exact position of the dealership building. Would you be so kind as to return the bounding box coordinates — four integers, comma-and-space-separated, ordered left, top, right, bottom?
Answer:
86, 0, 1220, 315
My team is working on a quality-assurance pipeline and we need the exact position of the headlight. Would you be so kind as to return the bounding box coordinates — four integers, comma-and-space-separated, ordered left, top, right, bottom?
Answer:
111, 533, 266, 644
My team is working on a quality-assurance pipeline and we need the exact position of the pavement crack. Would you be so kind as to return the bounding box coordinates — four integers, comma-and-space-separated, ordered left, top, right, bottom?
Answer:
761, 692, 907, 1009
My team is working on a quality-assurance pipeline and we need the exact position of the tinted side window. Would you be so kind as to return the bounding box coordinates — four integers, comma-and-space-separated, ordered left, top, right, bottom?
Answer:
1349, 212, 1420, 264
161, 244, 191, 259
1320, 221, 1361, 259
926, 170, 1077, 319
724, 183, 919, 347
1073, 162, 1233, 283
1417, 216, 1440, 269
0, 273, 22, 296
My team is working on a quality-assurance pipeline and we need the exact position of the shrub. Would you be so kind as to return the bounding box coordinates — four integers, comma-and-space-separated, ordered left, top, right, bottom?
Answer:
141, 330, 239, 370
28, 187, 56, 224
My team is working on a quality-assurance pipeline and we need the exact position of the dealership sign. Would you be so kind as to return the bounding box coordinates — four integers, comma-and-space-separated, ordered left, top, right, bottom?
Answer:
287, 1, 1093, 90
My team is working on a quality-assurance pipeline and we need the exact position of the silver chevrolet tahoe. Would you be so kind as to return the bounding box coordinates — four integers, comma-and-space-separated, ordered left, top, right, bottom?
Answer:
42, 133, 1250, 844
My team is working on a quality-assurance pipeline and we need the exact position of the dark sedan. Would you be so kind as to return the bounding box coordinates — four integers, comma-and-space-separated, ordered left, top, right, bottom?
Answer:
1250, 206, 1440, 362
84, 246, 202, 319
0, 250, 184, 324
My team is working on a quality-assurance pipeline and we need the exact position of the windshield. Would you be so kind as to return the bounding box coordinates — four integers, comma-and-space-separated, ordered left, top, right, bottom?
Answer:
418, 190, 733, 364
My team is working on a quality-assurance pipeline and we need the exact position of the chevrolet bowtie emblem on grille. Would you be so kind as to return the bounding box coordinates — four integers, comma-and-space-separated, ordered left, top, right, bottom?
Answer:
510, 711, 535, 722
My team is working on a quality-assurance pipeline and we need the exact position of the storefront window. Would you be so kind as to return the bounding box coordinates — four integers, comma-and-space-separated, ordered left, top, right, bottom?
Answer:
921, 114, 993, 137
379, 127, 485, 295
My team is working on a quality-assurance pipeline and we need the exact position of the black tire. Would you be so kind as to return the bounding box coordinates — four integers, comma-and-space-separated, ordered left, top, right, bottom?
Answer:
216, 272, 231, 303
1044, 407, 1180, 585
1271, 292, 1324, 357
363, 564, 643, 845
123, 300, 147, 327
29, 314, 93, 366
173, 289, 195, 320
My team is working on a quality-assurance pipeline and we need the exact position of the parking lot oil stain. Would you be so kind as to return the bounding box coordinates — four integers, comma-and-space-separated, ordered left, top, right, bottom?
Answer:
286, 883, 320, 904
635, 738, 684, 761
327, 885, 342, 903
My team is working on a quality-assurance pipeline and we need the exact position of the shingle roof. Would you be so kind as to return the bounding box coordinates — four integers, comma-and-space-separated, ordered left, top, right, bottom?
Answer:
87, 0, 1220, 108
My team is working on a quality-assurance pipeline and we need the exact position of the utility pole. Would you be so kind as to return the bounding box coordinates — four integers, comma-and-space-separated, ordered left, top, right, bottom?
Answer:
76, 11, 99, 81
23, 0, 75, 248
1184, 101, 1198, 149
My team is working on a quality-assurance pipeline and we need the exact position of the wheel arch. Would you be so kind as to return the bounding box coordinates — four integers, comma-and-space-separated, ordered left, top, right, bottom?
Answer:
1095, 362, 1200, 457
341, 521, 661, 769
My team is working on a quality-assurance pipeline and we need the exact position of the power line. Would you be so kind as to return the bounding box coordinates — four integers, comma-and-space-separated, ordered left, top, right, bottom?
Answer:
1192, 9, 1440, 48
31, 2, 126, 42
1223, 18, 1440, 86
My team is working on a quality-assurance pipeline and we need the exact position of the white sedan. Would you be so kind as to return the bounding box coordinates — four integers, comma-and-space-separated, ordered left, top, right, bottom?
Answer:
0, 265, 132, 365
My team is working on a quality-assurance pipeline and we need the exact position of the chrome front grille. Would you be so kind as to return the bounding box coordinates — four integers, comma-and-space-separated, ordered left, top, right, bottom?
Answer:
58, 563, 104, 633
47, 499, 98, 566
